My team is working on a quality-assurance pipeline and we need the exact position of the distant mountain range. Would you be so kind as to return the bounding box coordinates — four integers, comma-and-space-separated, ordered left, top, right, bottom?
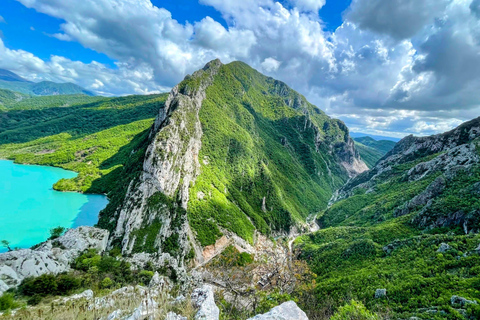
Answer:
0, 69, 94, 96
353, 136, 397, 168
350, 131, 401, 142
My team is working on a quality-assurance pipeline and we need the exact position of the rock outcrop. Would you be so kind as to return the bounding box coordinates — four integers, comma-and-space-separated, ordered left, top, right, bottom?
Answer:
0, 226, 109, 294
247, 301, 309, 320
191, 285, 220, 320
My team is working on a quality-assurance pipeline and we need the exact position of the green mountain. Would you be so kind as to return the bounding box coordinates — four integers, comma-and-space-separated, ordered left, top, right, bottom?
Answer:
97, 59, 367, 263
296, 117, 480, 319
0, 93, 168, 192
0, 69, 94, 96
354, 136, 396, 168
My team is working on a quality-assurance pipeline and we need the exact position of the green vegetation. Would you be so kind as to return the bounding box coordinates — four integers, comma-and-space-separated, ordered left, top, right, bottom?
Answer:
331, 300, 380, 320
188, 61, 351, 246
296, 136, 480, 319
354, 136, 396, 154
354, 136, 396, 168
0, 94, 167, 193
0, 68, 93, 96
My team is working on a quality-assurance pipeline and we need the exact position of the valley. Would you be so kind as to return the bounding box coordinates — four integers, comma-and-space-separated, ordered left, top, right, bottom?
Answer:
0, 62, 479, 320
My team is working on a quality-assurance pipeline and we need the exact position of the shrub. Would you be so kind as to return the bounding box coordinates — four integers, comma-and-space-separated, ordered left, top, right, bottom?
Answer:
49, 226, 66, 240
19, 274, 58, 297
138, 270, 154, 285
100, 277, 113, 289
56, 274, 81, 294
0, 293, 17, 311
330, 300, 379, 320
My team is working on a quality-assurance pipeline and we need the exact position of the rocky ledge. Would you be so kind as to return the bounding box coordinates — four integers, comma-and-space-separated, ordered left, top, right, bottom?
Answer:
0, 226, 109, 294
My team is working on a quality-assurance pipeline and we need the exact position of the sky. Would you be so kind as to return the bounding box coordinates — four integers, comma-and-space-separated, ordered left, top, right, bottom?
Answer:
0, 0, 479, 138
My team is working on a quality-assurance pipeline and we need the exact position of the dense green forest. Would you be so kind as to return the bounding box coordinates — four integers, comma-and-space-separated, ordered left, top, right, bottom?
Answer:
354, 136, 396, 168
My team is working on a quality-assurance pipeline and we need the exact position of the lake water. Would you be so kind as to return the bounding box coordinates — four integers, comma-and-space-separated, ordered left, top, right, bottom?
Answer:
0, 160, 108, 252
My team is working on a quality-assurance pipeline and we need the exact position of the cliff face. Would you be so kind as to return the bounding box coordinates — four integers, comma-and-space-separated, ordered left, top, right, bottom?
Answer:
101, 60, 366, 267
325, 117, 480, 232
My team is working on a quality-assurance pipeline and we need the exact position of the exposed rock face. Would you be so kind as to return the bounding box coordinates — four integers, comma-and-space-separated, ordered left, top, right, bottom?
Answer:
375, 289, 387, 298
109, 60, 222, 263
451, 295, 478, 307
191, 285, 220, 320
331, 117, 480, 231
0, 226, 109, 294
247, 301, 309, 320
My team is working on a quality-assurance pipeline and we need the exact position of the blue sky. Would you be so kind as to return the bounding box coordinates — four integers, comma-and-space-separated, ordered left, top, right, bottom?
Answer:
0, 0, 479, 138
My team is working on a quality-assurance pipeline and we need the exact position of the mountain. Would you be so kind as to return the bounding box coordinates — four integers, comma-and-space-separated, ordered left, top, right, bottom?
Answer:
97, 59, 367, 266
0, 69, 30, 82
353, 136, 397, 168
350, 131, 401, 142
0, 88, 29, 109
0, 69, 94, 96
296, 117, 480, 318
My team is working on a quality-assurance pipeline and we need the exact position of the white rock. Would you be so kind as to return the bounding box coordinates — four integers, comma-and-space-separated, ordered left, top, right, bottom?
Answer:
191, 285, 219, 320
247, 301, 309, 320
0, 226, 109, 294
166, 312, 187, 320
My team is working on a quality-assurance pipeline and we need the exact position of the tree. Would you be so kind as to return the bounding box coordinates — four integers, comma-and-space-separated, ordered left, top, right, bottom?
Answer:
49, 226, 66, 240
330, 300, 380, 320
1, 240, 12, 252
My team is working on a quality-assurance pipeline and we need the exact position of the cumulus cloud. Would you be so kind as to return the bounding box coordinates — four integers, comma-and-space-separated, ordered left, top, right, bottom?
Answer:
346, 0, 451, 40
289, 0, 326, 12
3, 0, 480, 137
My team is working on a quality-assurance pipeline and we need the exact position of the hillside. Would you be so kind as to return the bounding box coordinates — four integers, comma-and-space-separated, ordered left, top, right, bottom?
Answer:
353, 136, 396, 168
0, 69, 94, 96
98, 59, 367, 267
0, 93, 168, 192
296, 117, 480, 319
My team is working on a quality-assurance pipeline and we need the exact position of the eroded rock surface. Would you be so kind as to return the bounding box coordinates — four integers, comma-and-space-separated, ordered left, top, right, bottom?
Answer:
247, 301, 309, 320
0, 226, 109, 294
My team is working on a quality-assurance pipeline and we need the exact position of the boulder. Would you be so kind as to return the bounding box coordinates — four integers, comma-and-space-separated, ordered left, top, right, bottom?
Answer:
247, 301, 308, 320
191, 285, 220, 320
375, 289, 387, 298
437, 243, 451, 253
0, 226, 109, 294
166, 312, 188, 320
451, 295, 478, 307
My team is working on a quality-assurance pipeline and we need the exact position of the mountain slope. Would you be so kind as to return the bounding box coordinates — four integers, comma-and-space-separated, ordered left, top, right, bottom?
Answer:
296, 117, 480, 319
99, 60, 367, 266
0, 69, 30, 82
0, 69, 94, 96
353, 136, 396, 168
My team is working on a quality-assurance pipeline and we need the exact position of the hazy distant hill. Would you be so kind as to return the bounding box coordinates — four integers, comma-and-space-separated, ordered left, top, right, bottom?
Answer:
0, 69, 94, 96
353, 136, 397, 168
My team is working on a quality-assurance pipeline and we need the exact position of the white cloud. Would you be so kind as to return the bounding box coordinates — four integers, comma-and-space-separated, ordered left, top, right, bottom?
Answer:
261, 57, 281, 72
3, 0, 480, 137
0, 15, 5, 23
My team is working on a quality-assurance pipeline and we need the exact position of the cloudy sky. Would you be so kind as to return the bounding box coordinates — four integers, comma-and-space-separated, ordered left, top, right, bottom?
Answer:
0, 0, 479, 138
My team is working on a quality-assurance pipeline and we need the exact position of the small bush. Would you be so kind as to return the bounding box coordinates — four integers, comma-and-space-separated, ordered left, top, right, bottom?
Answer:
330, 300, 379, 320
0, 293, 17, 311
56, 274, 82, 294
100, 277, 113, 289
19, 274, 58, 297
138, 270, 154, 285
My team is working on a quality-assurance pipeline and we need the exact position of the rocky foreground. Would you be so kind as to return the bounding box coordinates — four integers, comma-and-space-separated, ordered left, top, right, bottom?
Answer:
0, 226, 309, 319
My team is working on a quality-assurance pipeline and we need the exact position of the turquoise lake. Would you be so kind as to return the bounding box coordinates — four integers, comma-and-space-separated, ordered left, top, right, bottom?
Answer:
0, 160, 108, 252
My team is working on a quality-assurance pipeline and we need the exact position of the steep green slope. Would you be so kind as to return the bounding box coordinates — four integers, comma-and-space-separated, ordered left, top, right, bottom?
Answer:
354, 141, 384, 168
188, 61, 358, 245
354, 136, 396, 168
0, 94, 168, 193
101, 60, 367, 261
296, 118, 480, 319
354, 136, 396, 154
0, 89, 101, 110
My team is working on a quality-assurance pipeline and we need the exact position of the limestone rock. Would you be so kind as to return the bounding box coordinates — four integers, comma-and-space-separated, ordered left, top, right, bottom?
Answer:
437, 243, 451, 253
451, 295, 478, 307
166, 312, 188, 320
0, 226, 109, 294
375, 289, 387, 298
191, 285, 219, 320
247, 301, 308, 320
